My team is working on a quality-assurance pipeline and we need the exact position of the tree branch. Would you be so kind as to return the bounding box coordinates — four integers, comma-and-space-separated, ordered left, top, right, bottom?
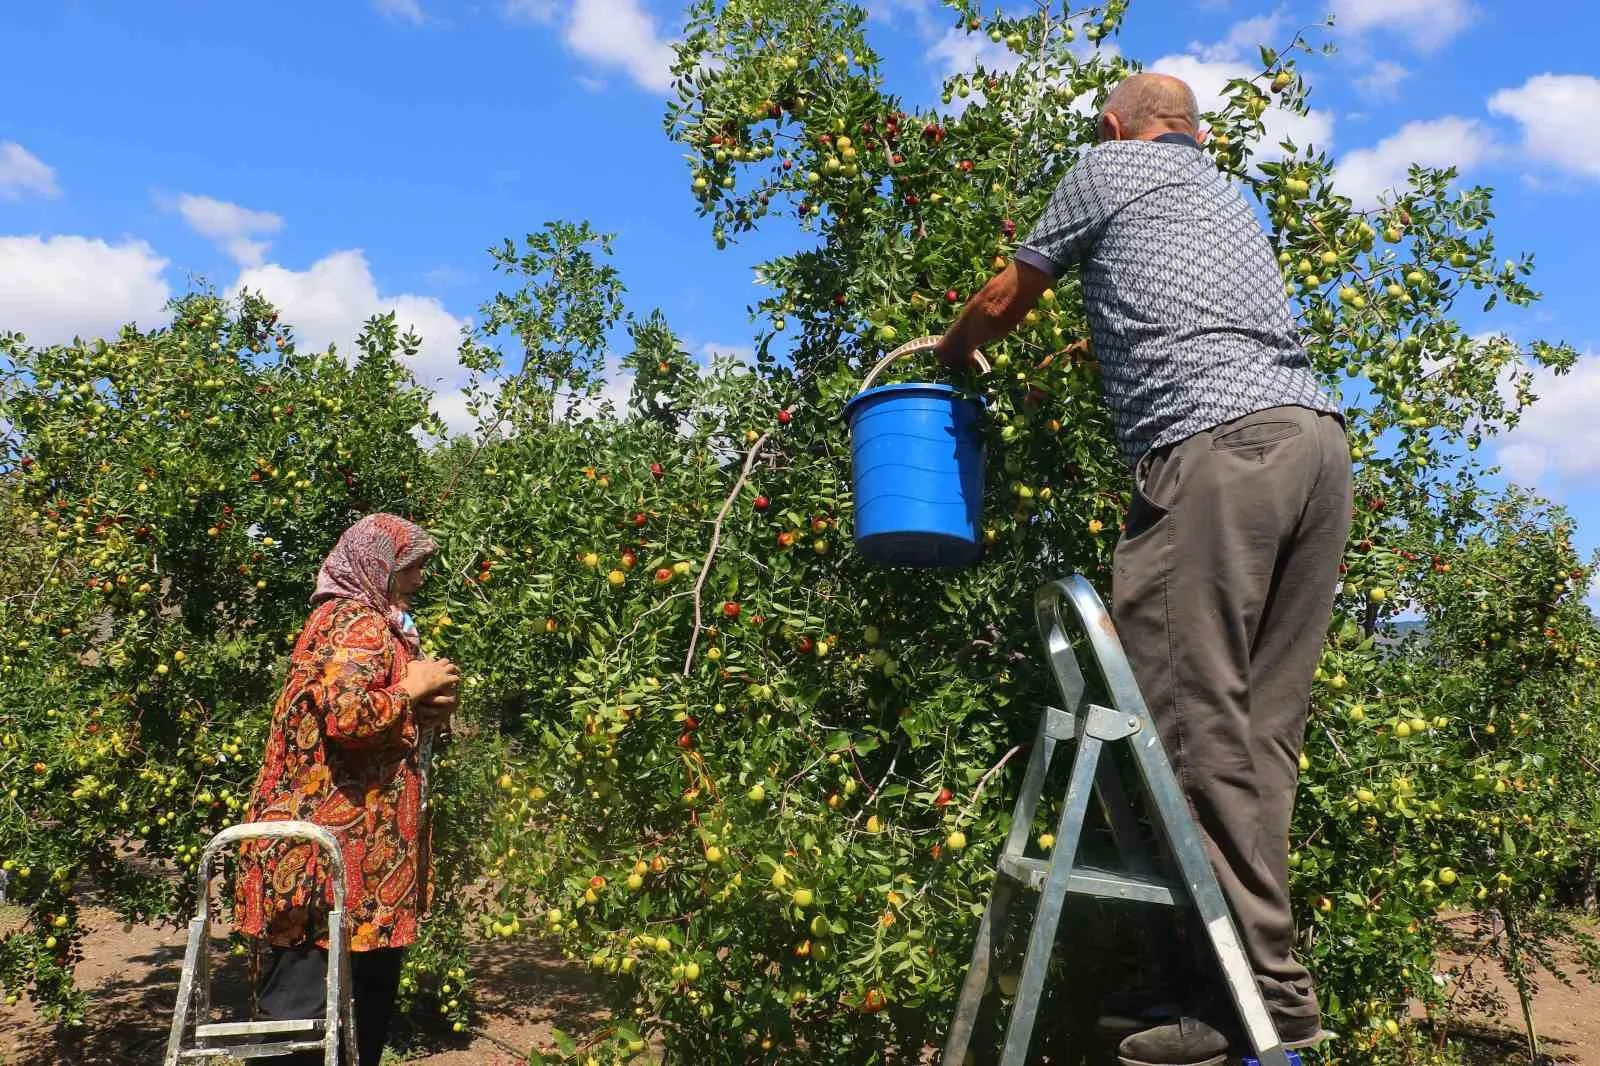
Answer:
682, 429, 772, 676
964, 742, 1026, 819
23, 547, 65, 609
850, 738, 905, 826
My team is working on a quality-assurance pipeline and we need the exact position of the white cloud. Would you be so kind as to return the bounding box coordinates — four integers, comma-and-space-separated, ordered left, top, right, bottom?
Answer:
1149, 54, 1335, 160
523, 0, 676, 93
228, 250, 470, 426
1331, 0, 1477, 52
1496, 441, 1547, 485
427, 386, 487, 438
1488, 74, 1600, 181
1191, 10, 1288, 64
0, 142, 60, 201
865, 0, 940, 39
1158, 11, 1329, 159
922, 22, 1118, 116
928, 28, 1019, 81
1518, 172, 1565, 193
423, 361, 635, 437
1496, 353, 1600, 487
571, 358, 638, 420
1334, 116, 1497, 208
0, 235, 170, 344
169, 193, 284, 267
374, 0, 425, 24
1354, 60, 1410, 101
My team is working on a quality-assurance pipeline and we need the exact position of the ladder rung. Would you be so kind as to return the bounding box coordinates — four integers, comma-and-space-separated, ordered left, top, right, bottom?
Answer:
1069, 865, 1181, 905
1043, 705, 1076, 740
197, 1018, 323, 1039
181, 1039, 328, 1059
996, 855, 1180, 906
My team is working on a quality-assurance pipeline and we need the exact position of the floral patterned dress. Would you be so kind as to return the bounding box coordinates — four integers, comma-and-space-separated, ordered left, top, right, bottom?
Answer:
235, 597, 428, 951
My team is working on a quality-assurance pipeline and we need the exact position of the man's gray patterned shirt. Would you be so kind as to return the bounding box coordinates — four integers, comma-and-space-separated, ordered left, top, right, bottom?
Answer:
1015, 133, 1339, 467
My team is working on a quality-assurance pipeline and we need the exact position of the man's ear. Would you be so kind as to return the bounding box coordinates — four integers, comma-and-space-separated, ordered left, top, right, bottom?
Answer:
1195, 126, 1210, 146
1099, 111, 1123, 142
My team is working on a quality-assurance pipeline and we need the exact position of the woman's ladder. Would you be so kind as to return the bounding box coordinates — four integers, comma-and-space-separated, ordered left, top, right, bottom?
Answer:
941, 575, 1297, 1066
163, 821, 357, 1065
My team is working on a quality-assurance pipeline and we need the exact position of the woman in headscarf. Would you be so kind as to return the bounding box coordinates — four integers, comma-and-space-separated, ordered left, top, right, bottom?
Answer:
235, 513, 458, 1066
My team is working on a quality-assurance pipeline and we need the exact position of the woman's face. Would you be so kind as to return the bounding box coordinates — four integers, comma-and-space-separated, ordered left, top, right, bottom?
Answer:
390, 560, 427, 610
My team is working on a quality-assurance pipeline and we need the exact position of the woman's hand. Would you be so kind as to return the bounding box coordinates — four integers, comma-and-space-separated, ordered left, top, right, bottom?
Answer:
401, 657, 459, 704
416, 690, 455, 731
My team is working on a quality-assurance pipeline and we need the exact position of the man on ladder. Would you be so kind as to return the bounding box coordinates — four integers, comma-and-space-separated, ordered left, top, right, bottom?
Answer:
935, 73, 1351, 1066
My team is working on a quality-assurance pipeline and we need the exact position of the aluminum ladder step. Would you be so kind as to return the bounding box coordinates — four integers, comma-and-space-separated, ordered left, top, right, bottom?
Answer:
196, 1018, 323, 1040
179, 1040, 328, 1060
995, 855, 1182, 906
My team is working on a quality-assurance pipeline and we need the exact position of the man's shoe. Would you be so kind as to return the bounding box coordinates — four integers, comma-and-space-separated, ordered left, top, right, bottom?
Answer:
1116, 1016, 1234, 1066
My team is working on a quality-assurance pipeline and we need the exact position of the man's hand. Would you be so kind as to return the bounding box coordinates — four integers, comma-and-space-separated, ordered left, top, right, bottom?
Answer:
935, 260, 1054, 375
934, 334, 983, 374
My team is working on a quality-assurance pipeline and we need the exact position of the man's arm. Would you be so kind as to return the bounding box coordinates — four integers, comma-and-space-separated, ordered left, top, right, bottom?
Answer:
934, 154, 1109, 372
934, 260, 1054, 371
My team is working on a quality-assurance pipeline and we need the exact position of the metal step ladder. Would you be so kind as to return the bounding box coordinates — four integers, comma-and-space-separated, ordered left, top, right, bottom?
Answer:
163, 821, 357, 1065
941, 575, 1300, 1066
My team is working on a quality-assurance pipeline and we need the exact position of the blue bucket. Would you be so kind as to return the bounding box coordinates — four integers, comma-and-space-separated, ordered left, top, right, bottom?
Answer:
1242, 1053, 1302, 1066
844, 340, 987, 568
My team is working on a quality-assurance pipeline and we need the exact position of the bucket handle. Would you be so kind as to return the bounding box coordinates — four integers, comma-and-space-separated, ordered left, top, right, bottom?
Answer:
861, 336, 991, 392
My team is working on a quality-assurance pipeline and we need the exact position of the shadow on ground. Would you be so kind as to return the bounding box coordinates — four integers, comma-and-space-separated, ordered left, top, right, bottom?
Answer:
3, 911, 610, 1066
391, 936, 612, 1061
1450, 1023, 1571, 1066
6, 940, 250, 1066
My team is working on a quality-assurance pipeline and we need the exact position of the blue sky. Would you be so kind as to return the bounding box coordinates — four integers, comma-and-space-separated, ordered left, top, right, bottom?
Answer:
2, 0, 1597, 583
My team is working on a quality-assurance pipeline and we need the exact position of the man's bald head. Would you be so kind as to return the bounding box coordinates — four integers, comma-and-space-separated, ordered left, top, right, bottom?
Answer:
1099, 73, 1202, 142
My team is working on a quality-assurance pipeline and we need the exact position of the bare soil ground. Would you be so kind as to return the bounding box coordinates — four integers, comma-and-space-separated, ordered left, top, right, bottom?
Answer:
5, 904, 1600, 1065
0, 903, 611, 1065
1429, 946, 1600, 1066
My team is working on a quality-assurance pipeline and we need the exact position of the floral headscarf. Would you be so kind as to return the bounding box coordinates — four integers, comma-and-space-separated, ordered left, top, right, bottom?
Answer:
310, 514, 437, 655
